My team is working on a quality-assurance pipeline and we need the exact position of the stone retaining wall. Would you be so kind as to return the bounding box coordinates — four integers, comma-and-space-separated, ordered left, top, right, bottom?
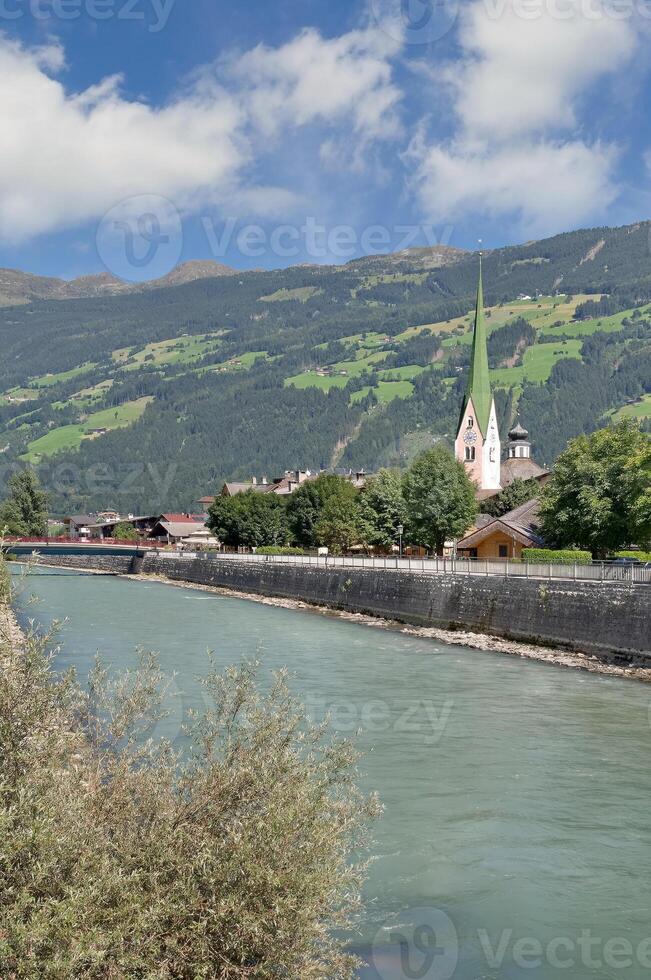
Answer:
30, 554, 136, 574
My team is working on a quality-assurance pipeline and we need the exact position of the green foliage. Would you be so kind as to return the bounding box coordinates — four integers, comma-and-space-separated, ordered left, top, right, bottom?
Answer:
314, 494, 372, 556
287, 475, 358, 549
480, 478, 540, 518
614, 550, 651, 561
522, 548, 592, 564
487, 317, 536, 368
112, 521, 140, 541
0, 554, 9, 600
539, 419, 651, 557
0, 468, 48, 536
402, 446, 478, 553
0, 608, 378, 977
360, 469, 407, 550
207, 491, 289, 549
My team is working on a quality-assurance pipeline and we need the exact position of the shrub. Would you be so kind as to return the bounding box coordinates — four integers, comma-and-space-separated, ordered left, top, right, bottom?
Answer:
0, 582, 378, 978
523, 548, 592, 564
614, 550, 651, 562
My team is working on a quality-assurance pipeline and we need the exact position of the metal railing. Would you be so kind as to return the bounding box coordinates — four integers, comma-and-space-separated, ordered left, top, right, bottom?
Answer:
146, 551, 651, 585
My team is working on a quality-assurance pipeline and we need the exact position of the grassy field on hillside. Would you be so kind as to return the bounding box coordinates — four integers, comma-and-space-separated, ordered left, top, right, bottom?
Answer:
612, 393, 651, 420
22, 397, 153, 462
491, 340, 583, 386
113, 333, 224, 370
259, 287, 322, 303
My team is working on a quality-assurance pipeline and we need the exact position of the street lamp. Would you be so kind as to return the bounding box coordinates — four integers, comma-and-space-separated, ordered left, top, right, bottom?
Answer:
397, 524, 404, 559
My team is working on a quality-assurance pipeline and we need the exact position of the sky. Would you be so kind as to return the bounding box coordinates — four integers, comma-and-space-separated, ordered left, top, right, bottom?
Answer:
2, 0, 651, 280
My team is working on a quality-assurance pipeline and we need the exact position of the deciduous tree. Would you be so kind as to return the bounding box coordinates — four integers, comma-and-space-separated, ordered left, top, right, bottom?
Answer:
287, 475, 358, 549
539, 419, 651, 557
360, 469, 407, 550
208, 491, 289, 549
0, 468, 48, 536
480, 478, 540, 518
402, 446, 477, 554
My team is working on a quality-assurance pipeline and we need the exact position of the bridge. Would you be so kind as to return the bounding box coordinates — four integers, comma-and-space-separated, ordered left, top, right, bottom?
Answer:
3, 537, 153, 558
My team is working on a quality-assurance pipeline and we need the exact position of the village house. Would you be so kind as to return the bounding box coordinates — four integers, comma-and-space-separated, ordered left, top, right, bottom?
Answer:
457, 498, 544, 560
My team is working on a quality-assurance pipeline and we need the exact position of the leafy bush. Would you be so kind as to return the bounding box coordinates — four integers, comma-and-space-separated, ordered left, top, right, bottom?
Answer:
0, 554, 9, 600
0, 589, 378, 978
523, 548, 592, 564
614, 550, 651, 562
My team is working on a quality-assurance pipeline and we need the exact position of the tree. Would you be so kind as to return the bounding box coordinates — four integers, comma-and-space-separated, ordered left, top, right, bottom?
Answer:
402, 446, 477, 553
480, 478, 540, 518
539, 419, 651, 557
112, 521, 139, 541
360, 469, 407, 550
207, 491, 289, 548
287, 475, 359, 548
0, 587, 378, 977
0, 468, 48, 536
314, 495, 372, 555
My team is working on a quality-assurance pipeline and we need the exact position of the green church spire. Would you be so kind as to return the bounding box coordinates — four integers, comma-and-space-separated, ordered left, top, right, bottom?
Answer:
460, 254, 492, 437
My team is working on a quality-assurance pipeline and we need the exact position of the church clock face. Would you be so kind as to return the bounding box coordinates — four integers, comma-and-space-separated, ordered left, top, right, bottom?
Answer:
463, 430, 478, 446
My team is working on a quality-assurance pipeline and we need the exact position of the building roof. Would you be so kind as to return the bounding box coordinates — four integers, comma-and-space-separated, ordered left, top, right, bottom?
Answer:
458, 499, 544, 550
197, 496, 216, 504
500, 458, 550, 487
222, 482, 273, 496
161, 513, 205, 524
508, 422, 530, 442
459, 256, 492, 438
159, 520, 207, 539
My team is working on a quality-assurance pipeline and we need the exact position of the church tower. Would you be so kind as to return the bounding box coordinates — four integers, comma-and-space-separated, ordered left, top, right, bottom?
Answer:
455, 256, 502, 491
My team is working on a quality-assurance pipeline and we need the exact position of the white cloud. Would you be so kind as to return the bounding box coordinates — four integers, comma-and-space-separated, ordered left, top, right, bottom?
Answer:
0, 24, 403, 244
410, 0, 639, 234
452, 0, 635, 140
410, 136, 620, 236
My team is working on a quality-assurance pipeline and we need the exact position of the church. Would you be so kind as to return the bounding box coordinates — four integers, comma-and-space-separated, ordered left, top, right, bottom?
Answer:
454, 257, 548, 499
453, 259, 551, 560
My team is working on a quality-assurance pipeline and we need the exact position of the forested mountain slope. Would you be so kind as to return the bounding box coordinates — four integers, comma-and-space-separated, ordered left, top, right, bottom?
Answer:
0, 221, 649, 513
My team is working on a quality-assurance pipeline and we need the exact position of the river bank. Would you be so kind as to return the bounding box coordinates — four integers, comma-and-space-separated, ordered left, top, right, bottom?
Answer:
126, 571, 651, 683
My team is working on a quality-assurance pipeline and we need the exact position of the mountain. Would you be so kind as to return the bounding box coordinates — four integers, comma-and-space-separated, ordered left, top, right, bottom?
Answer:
0, 260, 237, 306
0, 220, 649, 514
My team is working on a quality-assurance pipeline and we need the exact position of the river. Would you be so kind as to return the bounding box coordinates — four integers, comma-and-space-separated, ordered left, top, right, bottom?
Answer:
12, 566, 651, 979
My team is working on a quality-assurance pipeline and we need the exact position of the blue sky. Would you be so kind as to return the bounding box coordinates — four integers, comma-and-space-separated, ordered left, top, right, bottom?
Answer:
1, 0, 651, 280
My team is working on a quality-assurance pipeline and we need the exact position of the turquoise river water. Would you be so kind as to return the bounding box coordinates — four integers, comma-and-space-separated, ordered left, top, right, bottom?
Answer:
12, 567, 651, 980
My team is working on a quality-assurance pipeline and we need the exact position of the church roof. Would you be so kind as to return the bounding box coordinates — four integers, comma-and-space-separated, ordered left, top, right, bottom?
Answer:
501, 457, 550, 486
459, 256, 492, 438
508, 422, 530, 442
